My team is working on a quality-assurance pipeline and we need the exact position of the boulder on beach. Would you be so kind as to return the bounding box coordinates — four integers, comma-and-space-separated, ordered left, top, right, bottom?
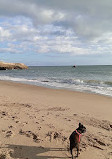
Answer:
0, 61, 28, 70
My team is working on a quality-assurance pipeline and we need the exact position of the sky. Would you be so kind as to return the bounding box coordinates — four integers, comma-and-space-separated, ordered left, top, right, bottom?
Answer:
0, 0, 112, 66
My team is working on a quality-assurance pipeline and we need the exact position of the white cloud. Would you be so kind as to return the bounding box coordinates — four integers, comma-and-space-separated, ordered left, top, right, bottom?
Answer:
0, 0, 112, 40
0, 0, 112, 58
0, 27, 11, 41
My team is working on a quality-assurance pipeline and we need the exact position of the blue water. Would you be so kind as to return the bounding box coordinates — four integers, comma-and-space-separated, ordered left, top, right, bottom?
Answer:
0, 65, 112, 97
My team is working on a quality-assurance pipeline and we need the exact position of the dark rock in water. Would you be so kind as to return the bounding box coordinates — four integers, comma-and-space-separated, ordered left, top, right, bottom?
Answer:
0, 61, 28, 70
42, 80, 49, 82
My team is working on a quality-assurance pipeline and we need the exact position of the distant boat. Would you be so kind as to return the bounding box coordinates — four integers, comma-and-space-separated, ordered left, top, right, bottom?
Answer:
72, 65, 76, 68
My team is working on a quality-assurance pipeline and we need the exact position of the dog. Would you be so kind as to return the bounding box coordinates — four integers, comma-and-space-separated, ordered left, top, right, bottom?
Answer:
69, 123, 86, 158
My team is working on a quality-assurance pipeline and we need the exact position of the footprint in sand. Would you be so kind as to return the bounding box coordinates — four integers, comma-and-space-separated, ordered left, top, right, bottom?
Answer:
6, 130, 13, 137
0, 154, 6, 159
8, 125, 13, 129
0, 111, 8, 118
46, 131, 67, 143
47, 107, 69, 111
19, 129, 40, 142
1, 111, 7, 116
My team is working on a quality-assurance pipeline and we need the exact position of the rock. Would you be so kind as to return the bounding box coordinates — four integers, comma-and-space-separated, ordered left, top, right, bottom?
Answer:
0, 61, 28, 70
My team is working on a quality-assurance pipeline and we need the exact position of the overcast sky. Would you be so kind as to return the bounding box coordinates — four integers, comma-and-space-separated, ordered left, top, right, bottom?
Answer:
0, 0, 112, 65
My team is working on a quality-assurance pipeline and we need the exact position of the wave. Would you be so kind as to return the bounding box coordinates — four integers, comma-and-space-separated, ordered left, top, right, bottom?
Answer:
0, 75, 112, 87
105, 81, 112, 86
0, 75, 43, 85
86, 80, 112, 86
0, 75, 112, 97
85, 80, 103, 85
55, 78, 84, 85
0, 75, 51, 86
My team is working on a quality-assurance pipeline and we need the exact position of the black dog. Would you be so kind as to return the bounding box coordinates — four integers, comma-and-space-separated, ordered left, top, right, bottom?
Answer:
69, 123, 86, 158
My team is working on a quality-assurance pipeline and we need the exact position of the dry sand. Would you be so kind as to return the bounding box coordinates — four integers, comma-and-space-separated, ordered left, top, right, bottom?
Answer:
0, 80, 112, 159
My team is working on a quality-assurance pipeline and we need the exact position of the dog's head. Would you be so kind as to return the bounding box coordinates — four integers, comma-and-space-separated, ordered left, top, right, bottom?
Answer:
78, 123, 86, 133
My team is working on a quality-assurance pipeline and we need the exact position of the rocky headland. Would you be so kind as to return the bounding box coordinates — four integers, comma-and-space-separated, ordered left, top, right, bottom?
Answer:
0, 61, 28, 70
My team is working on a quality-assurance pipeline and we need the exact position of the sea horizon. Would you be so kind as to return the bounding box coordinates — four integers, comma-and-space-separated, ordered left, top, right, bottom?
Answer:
27, 64, 112, 66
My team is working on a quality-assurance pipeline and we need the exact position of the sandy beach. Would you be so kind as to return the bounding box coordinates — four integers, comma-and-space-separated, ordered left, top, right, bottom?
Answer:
0, 80, 112, 159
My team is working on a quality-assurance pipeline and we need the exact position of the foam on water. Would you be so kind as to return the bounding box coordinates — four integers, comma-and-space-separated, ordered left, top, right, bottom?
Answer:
0, 65, 112, 97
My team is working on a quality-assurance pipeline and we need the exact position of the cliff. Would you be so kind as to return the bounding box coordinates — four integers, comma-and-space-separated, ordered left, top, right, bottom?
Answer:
0, 61, 28, 70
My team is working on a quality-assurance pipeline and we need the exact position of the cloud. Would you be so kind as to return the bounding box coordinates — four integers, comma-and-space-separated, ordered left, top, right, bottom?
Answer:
0, 0, 112, 59
0, 27, 11, 41
0, 0, 65, 26
0, 17, 112, 56
0, 0, 112, 40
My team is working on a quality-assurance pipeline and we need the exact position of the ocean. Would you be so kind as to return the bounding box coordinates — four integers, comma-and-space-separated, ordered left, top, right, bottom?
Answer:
0, 65, 112, 97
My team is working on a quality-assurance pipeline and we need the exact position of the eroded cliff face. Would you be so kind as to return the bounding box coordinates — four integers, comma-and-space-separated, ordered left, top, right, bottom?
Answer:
0, 62, 28, 70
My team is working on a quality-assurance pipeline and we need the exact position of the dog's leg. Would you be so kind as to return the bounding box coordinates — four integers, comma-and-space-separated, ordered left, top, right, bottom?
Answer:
70, 148, 74, 159
71, 149, 74, 159
72, 154, 74, 159
76, 144, 79, 157
71, 148, 75, 159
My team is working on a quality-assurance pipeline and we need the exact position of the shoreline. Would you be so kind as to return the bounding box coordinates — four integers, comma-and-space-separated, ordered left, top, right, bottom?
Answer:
0, 79, 112, 99
0, 79, 112, 159
0, 65, 112, 97
0, 79, 112, 120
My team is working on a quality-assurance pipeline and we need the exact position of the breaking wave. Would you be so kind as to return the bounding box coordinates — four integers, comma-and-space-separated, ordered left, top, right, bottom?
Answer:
0, 65, 112, 97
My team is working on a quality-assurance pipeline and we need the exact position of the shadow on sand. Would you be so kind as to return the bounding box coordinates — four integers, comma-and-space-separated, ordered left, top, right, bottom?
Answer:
6, 144, 69, 159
